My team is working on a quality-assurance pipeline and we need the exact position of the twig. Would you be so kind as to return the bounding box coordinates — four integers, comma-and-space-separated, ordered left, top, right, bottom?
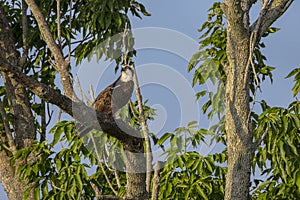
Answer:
73, 75, 91, 103
90, 134, 118, 195
91, 182, 101, 199
68, 0, 73, 61
255, 129, 268, 149
46, 103, 54, 126
247, 85, 259, 123
40, 100, 46, 142
57, 109, 62, 123
122, 22, 128, 65
56, 0, 62, 48
245, 1, 270, 123
129, 100, 139, 120
64, 34, 93, 60
0, 99, 16, 153
244, 0, 270, 90
20, 0, 28, 66
114, 168, 122, 188
90, 84, 95, 102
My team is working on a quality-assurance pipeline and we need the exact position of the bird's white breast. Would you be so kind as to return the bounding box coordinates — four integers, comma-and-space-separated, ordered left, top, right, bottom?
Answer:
120, 70, 133, 82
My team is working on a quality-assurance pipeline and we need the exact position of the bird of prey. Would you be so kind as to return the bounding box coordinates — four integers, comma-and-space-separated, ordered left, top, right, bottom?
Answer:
92, 64, 134, 116
76, 65, 134, 136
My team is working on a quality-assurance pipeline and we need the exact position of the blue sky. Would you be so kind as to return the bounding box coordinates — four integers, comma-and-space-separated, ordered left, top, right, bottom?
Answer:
1, 0, 299, 199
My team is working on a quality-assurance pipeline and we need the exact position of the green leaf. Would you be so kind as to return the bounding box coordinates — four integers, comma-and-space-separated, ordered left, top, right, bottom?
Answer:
286, 68, 300, 78
157, 133, 174, 146
196, 185, 209, 200
75, 173, 83, 191
295, 170, 300, 189
34, 186, 40, 200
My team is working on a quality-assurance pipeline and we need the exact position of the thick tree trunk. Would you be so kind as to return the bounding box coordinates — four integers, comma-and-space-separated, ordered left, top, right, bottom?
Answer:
222, 1, 294, 199
223, 1, 254, 199
0, 3, 36, 200
125, 151, 148, 199
0, 152, 29, 200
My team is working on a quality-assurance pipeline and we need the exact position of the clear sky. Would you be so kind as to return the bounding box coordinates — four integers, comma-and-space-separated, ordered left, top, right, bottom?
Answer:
1, 1, 299, 199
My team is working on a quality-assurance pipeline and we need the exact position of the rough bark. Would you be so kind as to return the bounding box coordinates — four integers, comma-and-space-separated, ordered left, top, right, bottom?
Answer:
224, 13, 253, 200
0, 152, 27, 200
125, 151, 148, 199
222, 0, 294, 199
0, 3, 36, 200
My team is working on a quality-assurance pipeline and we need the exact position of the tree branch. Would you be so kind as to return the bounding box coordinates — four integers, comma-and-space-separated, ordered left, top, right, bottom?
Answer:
20, 0, 29, 66
24, 0, 77, 100
250, 0, 294, 43
0, 3, 35, 149
0, 60, 143, 150
56, 0, 62, 48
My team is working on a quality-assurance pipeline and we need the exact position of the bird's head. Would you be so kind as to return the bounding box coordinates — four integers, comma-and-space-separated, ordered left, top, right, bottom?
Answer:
120, 64, 133, 82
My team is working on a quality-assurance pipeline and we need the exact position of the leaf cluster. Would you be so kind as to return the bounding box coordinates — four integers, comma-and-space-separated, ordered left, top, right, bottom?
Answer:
157, 121, 227, 199
252, 101, 300, 199
14, 120, 128, 199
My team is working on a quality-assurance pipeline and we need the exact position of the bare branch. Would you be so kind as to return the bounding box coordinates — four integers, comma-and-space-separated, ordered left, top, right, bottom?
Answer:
56, 0, 62, 48
40, 101, 46, 142
244, 1, 270, 89
24, 0, 77, 100
90, 84, 95, 102
114, 168, 122, 188
74, 75, 91, 103
20, 0, 29, 66
250, 0, 294, 43
68, 0, 73, 61
46, 103, 54, 126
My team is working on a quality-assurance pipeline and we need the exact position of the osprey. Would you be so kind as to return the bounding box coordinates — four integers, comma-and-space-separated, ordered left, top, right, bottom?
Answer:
76, 65, 134, 136
92, 64, 134, 116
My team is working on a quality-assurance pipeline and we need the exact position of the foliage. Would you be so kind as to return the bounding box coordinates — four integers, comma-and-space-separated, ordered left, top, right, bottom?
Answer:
15, 121, 128, 199
157, 121, 227, 199
251, 101, 300, 199
188, 2, 226, 120
286, 67, 300, 97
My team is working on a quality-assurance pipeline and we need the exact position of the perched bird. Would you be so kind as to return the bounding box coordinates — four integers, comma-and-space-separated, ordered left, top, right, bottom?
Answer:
76, 65, 134, 136
92, 64, 134, 116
